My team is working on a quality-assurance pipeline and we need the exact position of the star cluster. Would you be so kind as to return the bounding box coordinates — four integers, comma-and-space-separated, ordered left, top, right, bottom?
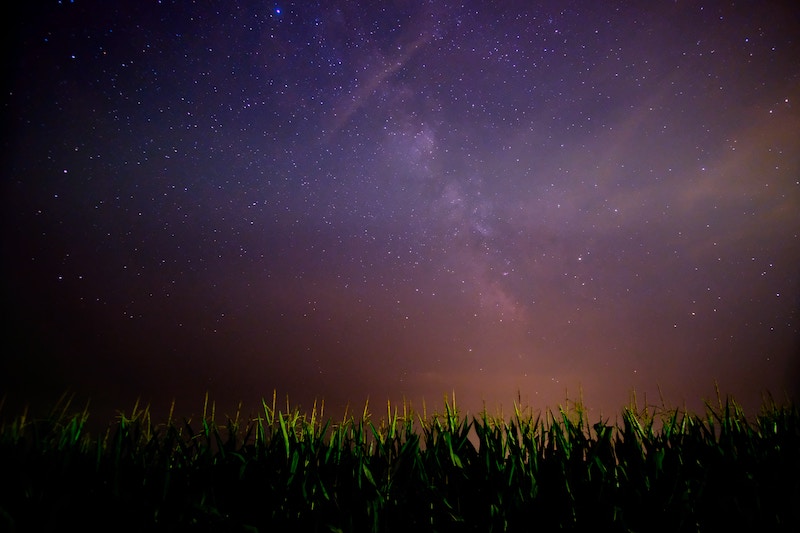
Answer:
2, 1, 799, 421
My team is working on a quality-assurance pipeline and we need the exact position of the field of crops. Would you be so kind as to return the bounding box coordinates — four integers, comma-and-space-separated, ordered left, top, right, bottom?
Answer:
1, 391, 798, 532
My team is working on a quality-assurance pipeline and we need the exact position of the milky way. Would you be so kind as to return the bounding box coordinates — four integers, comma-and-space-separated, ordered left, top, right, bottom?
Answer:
2, 1, 799, 422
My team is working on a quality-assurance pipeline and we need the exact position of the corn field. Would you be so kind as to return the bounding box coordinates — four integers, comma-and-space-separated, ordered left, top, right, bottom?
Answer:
1, 391, 798, 532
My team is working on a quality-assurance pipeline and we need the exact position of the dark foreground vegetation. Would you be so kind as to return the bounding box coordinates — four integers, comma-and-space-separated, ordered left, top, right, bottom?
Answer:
1, 391, 798, 532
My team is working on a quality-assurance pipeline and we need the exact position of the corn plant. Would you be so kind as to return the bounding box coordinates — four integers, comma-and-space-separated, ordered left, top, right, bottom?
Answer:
1, 391, 798, 532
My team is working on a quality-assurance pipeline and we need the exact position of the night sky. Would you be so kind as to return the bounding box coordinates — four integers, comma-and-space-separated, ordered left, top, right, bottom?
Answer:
2, 1, 799, 424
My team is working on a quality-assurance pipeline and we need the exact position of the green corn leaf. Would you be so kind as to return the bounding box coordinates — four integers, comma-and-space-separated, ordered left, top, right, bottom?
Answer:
278, 412, 290, 459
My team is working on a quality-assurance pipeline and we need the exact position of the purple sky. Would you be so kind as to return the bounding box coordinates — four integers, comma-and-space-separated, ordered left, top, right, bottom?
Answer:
2, 1, 799, 426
